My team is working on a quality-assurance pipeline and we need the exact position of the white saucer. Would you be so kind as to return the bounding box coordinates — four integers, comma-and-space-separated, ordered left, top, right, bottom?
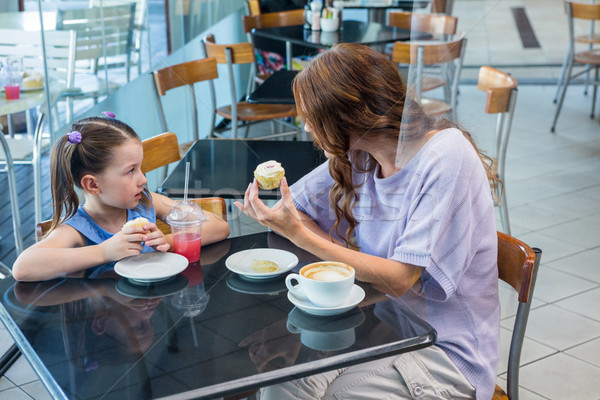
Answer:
287, 285, 365, 316
225, 248, 298, 280
116, 275, 189, 298
226, 274, 287, 295
114, 252, 189, 284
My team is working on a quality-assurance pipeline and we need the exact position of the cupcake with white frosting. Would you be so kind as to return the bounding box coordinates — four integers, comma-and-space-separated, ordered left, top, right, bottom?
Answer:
254, 160, 285, 190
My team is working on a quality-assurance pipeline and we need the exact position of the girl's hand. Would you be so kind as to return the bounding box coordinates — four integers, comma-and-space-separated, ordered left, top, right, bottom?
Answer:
101, 228, 145, 262
234, 177, 304, 240
140, 222, 170, 252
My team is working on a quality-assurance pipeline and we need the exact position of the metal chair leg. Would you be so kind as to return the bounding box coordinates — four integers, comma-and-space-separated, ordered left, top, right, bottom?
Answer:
0, 344, 21, 377
591, 66, 599, 119
551, 57, 574, 133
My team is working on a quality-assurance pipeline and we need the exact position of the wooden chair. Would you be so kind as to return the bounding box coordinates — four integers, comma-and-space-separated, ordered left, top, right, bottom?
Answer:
391, 36, 467, 120
551, 0, 600, 132
152, 58, 219, 144
477, 66, 518, 236
387, 12, 458, 98
201, 34, 299, 139
141, 131, 183, 181
245, 0, 262, 16
553, 0, 600, 104
431, 0, 454, 14
494, 231, 542, 400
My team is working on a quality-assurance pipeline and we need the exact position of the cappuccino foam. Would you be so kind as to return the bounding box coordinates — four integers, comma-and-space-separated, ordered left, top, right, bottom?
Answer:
304, 265, 350, 281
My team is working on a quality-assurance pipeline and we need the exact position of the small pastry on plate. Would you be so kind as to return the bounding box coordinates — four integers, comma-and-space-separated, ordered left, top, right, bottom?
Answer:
22, 72, 44, 89
254, 160, 285, 190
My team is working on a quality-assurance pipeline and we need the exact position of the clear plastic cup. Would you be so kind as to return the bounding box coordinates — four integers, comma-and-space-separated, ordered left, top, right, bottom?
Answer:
1, 57, 24, 100
166, 200, 206, 263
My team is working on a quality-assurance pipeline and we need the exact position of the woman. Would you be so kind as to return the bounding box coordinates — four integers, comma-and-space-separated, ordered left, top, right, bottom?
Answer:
235, 43, 499, 400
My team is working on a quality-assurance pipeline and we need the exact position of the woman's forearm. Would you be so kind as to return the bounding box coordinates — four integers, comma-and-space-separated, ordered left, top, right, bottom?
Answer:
291, 226, 420, 297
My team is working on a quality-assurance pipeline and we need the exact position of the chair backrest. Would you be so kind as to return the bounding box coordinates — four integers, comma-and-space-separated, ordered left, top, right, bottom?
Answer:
152, 57, 219, 141
477, 66, 518, 181
57, 3, 135, 73
246, 0, 262, 16
496, 231, 541, 400
37, 197, 227, 241
387, 12, 458, 37
565, 0, 600, 49
202, 34, 256, 112
431, 0, 454, 14
243, 9, 305, 33
0, 29, 76, 90
391, 36, 466, 118
141, 131, 181, 174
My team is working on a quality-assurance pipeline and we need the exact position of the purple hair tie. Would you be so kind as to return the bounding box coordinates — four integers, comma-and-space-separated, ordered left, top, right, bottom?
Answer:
102, 111, 116, 118
67, 131, 82, 144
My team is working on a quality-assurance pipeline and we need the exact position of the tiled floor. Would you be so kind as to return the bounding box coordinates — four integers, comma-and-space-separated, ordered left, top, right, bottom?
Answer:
2, 0, 600, 399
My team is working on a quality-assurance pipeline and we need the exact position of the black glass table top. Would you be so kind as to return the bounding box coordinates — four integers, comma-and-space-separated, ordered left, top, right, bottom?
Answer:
158, 139, 327, 199
251, 20, 431, 49
247, 70, 299, 105
0, 233, 436, 400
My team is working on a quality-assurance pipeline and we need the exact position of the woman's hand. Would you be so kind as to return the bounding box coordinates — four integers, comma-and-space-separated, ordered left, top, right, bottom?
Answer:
234, 177, 304, 240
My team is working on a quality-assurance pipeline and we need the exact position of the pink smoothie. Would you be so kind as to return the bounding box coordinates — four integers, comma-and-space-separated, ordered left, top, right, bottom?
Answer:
4, 86, 20, 100
173, 233, 202, 263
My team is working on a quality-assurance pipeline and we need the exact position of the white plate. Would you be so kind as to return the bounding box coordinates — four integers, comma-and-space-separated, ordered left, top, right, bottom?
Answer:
226, 274, 287, 295
116, 274, 189, 298
287, 285, 365, 317
225, 248, 298, 280
114, 252, 189, 284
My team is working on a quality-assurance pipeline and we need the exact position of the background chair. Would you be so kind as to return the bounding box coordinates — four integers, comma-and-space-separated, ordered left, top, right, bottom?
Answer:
553, 0, 600, 104
387, 12, 458, 100
551, 0, 600, 133
152, 58, 219, 146
477, 66, 518, 236
57, 3, 136, 121
494, 231, 542, 400
391, 36, 467, 120
201, 34, 299, 139
0, 28, 76, 225
90, 0, 151, 79
430, 0, 454, 14
243, 9, 305, 81
245, 0, 262, 16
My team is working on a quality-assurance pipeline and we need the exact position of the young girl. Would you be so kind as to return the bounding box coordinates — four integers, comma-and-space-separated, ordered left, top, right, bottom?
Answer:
236, 44, 499, 399
13, 116, 230, 282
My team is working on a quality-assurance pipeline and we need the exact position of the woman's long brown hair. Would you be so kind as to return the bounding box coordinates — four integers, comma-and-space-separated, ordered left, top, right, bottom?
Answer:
293, 43, 494, 249
48, 117, 148, 235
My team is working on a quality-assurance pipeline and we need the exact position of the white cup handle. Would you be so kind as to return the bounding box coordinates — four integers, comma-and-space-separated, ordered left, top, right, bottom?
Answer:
286, 320, 301, 334
285, 273, 305, 299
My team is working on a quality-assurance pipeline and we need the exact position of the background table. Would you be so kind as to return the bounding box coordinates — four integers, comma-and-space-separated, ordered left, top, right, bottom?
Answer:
252, 20, 432, 69
247, 70, 299, 105
0, 232, 436, 400
158, 139, 327, 199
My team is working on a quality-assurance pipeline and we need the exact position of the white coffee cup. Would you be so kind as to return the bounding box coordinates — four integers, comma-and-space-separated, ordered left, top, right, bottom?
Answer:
286, 308, 365, 351
285, 261, 355, 308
